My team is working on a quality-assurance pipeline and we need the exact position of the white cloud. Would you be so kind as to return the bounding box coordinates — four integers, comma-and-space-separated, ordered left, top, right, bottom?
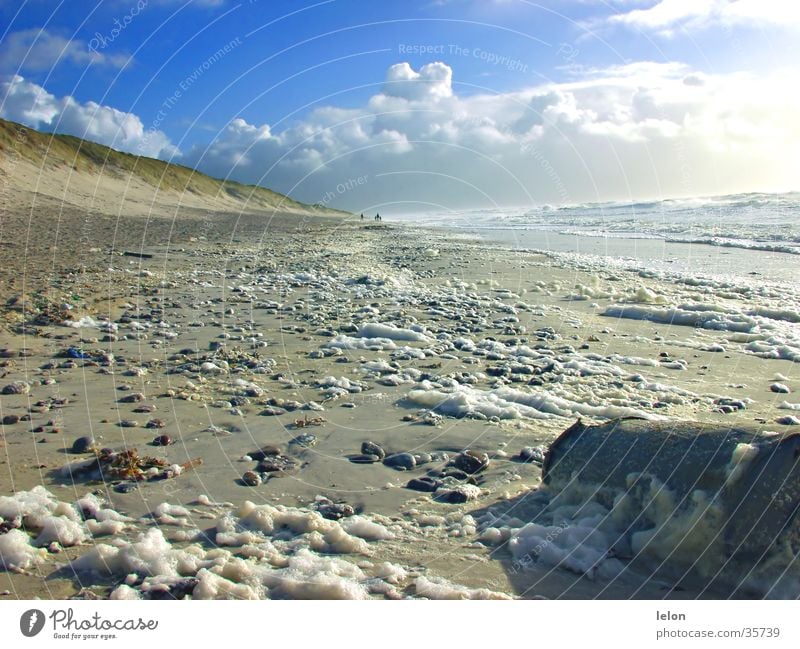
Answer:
0, 29, 131, 73
2, 61, 797, 210
0, 75, 175, 158
180, 60, 800, 210
607, 0, 800, 34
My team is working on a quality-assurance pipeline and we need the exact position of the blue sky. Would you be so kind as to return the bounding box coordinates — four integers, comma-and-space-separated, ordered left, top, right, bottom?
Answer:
1, 0, 799, 212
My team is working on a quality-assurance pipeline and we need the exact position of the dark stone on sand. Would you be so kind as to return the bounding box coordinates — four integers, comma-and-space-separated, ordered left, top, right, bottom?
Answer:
71, 436, 95, 454
349, 454, 380, 464
361, 441, 386, 459
2, 414, 20, 425
250, 445, 282, 461
317, 502, 355, 520
260, 406, 287, 416
384, 452, 416, 471
151, 434, 173, 447
113, 482, 139, 494
146, 419, 166, 429
241, 470, 262, 486
119, 392, 146, 403
407, 476, 441, 492
453, 450, 490, 474
289, 433, 317, 448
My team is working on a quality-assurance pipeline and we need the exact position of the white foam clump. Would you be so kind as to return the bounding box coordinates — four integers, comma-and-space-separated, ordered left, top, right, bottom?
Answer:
509, 522, 624, 581
603, 303, 757, 332
407, 382, 659, 421
324, 335, 397, 351
71, 528, 205, 578
152, 502, 192, 526
414, 575, 511, 600
358, 322, 431, 343
0, 529, 47, 570
340, 516, 394, 541
231, 501, 373, 554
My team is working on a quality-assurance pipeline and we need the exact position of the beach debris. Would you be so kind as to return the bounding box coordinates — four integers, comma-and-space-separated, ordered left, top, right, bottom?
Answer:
146, 419, 166, 429
361, 441, 385, 459
293, 415, 326, 428
70, 436, 96, 454
151, 435, 173, 447
771, 383, 791, 394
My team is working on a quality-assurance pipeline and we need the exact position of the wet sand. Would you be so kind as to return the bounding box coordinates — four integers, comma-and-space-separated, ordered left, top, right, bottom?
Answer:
1, 195, 797, 599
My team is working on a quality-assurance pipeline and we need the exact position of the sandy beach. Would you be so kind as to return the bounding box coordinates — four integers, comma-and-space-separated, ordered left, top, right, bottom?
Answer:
2, 177, 798, 600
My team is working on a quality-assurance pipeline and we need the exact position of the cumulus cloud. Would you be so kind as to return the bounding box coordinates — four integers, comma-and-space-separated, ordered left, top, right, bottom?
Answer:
0, 29, 131, 73
2, 60, 797, 210
180, 60, 800, 211
606, 0, 800, 34
0, 76, 175, 158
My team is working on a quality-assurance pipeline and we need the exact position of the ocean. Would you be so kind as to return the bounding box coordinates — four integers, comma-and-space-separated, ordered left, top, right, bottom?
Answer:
397, 192, 800, 284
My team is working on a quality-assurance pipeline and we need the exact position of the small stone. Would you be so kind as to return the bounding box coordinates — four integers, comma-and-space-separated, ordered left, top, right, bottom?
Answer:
361, 441, 386, 459
519, 446, 546, 464
770, 383, 791, 394
289, 433, 317, 448
384, 452, 416, 471
2, 381, 29, 395
132, 404, 157, 413
453, 450, 490, 474
407, 476, 441, 492
119, 392, 145, 403
2, 414, 20, 425
119, 419, 139, 428
241, 471, 262, 486
250, 445, 282, 461
114, 482, 139, 494
70, 436, 96, 454
260, 406, 287, 416
146, 419, 166, 429
349, 454, 380, 464
257, 455, 297, 474
439, 484, 481, 504
317, 502, 355, 520
151, 434, 173, 446
413, 453, 432, 466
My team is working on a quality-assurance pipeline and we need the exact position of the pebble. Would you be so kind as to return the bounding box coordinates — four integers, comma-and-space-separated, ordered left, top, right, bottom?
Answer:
519, 446, 546, 464
114, 482, 139, 494
439, 484, 482, 504
289, 433, 318, 448
2, 381, 29, 395
119, 392, 146, 403
241, 471, 262, 486
407, 476, 441, 492
119, 419, 139, 428
2, 414, 20, 425
383, 452, 416, 471
453, 450, 490, 474
260, 406, 287, 416
316, 502, 355, 520
151, 434, 173, 446
146, 419, 166, 429
770, 383, 791, 394
257, 454, 297, 474
349, 454, 380, 464
250, 445, 282, 461
361, 441, 386, 459
70, 436, 96, 454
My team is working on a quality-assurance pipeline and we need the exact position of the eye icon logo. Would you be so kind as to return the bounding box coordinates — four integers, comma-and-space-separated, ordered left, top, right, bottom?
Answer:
20, 609, 45, 638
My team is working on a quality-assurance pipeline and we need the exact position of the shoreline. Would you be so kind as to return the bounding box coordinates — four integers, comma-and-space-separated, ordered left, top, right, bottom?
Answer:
1, 213, 798, 599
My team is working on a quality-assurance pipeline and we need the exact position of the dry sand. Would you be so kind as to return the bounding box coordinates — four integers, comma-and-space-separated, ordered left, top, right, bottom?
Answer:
0, 171, 796, 599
